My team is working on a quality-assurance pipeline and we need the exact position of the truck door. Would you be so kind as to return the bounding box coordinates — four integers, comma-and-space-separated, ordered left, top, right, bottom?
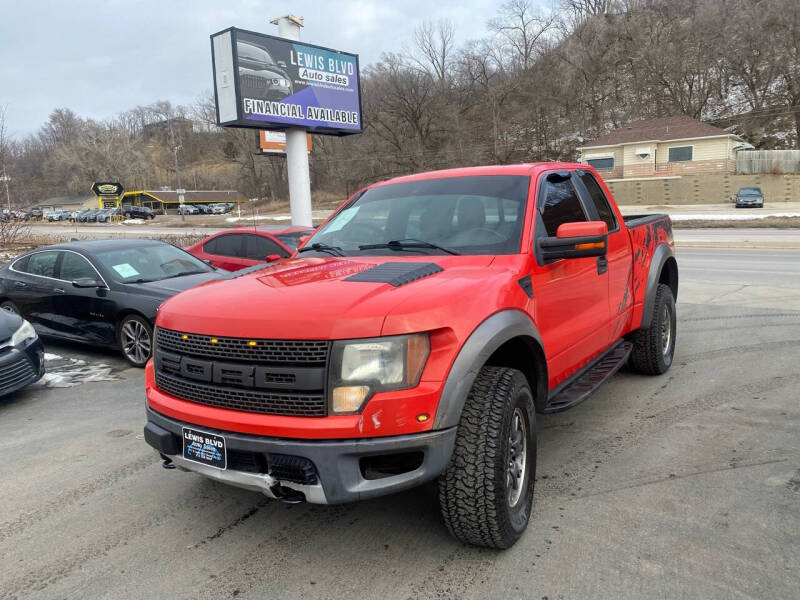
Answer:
530, 171, 611, 389
574, 170, 634, 342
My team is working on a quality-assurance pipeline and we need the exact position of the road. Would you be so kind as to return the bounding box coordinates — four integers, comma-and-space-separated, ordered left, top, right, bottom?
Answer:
1, 248, 798, 599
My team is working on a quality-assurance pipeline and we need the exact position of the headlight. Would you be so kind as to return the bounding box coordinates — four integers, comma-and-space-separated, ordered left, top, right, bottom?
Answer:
329, 333, 430, 414
10, 319, 37, 346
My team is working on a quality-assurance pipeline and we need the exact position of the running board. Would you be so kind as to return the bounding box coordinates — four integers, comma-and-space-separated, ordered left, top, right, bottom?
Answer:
543, 341, 632, 413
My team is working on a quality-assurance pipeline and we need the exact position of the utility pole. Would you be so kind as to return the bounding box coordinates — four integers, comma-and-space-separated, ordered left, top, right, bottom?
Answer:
173, 144, 185, 222
270, 15, 313, 227
0, 171, 10, 214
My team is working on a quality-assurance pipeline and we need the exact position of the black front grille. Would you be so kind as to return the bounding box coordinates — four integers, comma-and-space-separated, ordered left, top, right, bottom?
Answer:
155, 371, 326, 417
155, 328, 329, 365
0, 356, 35, 393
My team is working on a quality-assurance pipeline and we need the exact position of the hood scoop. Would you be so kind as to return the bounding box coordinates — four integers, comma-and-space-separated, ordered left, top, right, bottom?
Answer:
344, 262, 443, 287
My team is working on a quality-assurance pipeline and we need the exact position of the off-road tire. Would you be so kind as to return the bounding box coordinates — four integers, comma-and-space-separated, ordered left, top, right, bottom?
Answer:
629, 283, 676, 375
438, 366, 536, 549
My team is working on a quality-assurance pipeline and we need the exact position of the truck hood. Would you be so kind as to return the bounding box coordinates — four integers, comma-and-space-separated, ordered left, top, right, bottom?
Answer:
156, 255, 502, 339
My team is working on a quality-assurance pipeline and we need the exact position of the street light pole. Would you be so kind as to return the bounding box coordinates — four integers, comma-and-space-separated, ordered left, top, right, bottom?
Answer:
173, 145, 184, 222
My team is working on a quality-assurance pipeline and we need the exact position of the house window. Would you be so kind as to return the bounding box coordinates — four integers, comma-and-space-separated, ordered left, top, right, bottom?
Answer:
668, 146, 693, 162
586, 157, 614, 171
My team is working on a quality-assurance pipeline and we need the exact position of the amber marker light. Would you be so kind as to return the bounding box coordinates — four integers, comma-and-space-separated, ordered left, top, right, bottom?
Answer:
181, 334, 189, 340
332, 386, 369, 413
210, 338, 218, 344
574, 242, 606, 250
417, 414, 429, 422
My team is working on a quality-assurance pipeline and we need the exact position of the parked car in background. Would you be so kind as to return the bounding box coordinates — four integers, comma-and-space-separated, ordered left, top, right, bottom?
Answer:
193, 204, 211, 214
734, 187, 764, 208
176, 204, 199, 215
0, 240, 227, 367
184, 225, 315, 271
0, 308, 45, 396
210, 203, 229, 214
29, 208, 43, 220
46, 209, 71, 222
76, 209, 99, 223
120, 205, 155, 220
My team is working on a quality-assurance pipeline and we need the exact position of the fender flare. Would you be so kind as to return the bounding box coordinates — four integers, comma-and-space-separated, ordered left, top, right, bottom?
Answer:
433, 309, 545, 429
640, 242, 678, 329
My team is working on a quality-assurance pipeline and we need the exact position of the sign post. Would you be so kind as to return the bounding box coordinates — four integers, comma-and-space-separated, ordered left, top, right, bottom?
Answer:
177, 188, 186, 222
271, 15, 312, 227
210, 16, 362, 228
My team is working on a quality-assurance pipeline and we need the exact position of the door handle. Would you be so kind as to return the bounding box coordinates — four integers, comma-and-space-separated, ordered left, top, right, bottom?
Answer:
54, 287, 65, 294
14, 281, 26, 288
597, 256, 608, 275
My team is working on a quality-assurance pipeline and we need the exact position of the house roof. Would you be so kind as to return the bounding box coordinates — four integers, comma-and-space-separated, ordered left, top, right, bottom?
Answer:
128, 190, 247, 204
580, 116, 735, 148
38, 195, 94, 207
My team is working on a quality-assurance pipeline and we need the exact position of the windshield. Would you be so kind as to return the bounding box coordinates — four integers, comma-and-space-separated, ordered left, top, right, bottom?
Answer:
92, 243, 212, 283
276, 231, 312, 250
739, 187, 762, 196
305, 175, 530, 256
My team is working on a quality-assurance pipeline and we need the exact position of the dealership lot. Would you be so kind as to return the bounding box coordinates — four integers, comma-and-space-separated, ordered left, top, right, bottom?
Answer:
1, 247, 798, 600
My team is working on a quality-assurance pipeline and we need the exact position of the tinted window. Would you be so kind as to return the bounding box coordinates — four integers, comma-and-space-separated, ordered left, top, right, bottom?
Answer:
275, 231, 311, 251
244, 235, 286, 259
579, 172, 617, 231
539, 178, 587, 237
668, 146, 693, 162
24, 251, 59, 278
59, 252, 97, 280
587, 157, 614, 171
206, 234, 245, 258
308, 175, 530, 255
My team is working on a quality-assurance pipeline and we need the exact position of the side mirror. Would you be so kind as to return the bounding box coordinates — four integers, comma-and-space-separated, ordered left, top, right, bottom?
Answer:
539, 221, 608, 261
296, 235, 311, 249
72, 277, 102, 288
265, 254, 282, 263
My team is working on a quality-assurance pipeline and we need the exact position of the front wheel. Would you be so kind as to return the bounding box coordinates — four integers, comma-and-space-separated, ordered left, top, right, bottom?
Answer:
629, 283, 676, 375
438, 367, 536, 549
118, 314, 153, 367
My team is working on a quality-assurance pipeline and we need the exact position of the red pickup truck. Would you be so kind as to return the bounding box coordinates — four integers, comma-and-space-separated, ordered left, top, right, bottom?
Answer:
144, 163, 677, 548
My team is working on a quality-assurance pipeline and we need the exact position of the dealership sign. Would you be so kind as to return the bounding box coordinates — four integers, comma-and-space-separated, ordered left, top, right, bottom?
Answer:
210, 27, 362, 136
91, 182, 123, 196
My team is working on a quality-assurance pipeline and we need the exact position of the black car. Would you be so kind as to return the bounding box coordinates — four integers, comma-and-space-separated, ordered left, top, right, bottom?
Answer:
0, 308, 45, 396
120, 205, 155, 220
735, 187, 764, 208
237, 41, 293, 101
0, 240, 227, 367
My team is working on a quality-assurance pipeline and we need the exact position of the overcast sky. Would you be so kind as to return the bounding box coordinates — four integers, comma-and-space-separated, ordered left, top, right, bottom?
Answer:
0, 0, 503, 138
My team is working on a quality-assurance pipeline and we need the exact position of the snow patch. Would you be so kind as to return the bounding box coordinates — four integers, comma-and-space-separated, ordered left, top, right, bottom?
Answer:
122, 218, 145, 225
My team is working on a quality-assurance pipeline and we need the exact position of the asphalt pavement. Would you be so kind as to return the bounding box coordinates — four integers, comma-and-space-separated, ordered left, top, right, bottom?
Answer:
0, 247, 798, 599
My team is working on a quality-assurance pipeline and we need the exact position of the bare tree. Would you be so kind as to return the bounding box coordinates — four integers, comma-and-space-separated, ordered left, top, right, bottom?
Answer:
488, 0, 556, 71
413, 20, 455, 91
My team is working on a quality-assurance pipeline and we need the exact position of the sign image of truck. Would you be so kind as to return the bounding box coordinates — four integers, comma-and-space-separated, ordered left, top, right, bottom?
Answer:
143, 162, 678, 549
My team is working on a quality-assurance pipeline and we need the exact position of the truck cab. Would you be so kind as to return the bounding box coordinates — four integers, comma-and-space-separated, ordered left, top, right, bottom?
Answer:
144, 162, 678, 548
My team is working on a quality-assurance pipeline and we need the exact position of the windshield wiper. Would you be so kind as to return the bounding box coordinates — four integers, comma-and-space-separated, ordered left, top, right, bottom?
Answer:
297, 243, 345, 257
160, 270, 208, 280
359, 239, 460, 255
128, 277, 156, 284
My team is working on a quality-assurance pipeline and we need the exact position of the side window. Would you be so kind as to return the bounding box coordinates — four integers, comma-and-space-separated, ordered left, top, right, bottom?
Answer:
208, 234, 245, 257
202, 237, 217, 254
24, 251, 59, 278
579, 172, 617, 231
539, 178, 587, 237
245, 235, 286, 259
59, 252, 97, 281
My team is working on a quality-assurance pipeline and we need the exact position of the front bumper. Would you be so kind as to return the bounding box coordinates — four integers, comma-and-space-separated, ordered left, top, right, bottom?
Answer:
0, 337, 44, 396
144, 407, 456, 504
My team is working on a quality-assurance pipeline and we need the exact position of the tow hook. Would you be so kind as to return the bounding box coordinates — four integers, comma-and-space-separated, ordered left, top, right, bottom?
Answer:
160, 454, 176, 470
270, 483, 306, 504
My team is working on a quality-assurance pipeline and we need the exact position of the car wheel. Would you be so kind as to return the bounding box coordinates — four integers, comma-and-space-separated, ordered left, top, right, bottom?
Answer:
1, 300, 21, 315
438, 366, 536, 549
118, 314, 153, 367
629, 283, 676, 375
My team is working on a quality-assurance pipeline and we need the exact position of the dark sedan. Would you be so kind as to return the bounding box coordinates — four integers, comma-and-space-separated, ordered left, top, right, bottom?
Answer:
0, 308, 44, 395
0, 240, 227, 367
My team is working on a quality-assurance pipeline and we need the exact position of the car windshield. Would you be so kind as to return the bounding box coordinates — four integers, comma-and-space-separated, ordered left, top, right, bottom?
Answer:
92, 243, 213, 283
305, 175, 530, 256
739, 188, 762, 196
275, 231, 311, 250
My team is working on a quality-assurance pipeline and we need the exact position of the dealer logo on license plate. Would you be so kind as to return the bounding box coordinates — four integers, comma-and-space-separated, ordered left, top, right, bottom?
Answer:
182, 427, 227, 470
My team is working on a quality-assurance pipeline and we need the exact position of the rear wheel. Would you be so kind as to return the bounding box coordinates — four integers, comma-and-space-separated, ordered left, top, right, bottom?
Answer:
629, 283, 676, 375
438, 367, 536, 549
118, 314, 153, 367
